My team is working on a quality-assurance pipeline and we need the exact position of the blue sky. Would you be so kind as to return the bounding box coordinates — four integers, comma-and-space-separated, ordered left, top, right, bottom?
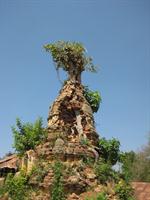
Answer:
0, 0, 150, 157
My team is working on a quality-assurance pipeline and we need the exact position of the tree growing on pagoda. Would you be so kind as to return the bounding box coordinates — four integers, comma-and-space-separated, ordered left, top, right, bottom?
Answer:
44, 41, 97, 83
44, 41, 101, 113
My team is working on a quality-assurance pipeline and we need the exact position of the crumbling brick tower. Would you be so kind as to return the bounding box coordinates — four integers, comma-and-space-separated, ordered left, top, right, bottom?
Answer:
35, 42, 101, 196
47, 79, 99, 159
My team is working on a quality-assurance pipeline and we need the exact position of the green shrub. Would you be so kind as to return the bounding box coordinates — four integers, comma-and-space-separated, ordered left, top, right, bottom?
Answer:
0, 185, 5, 197
115, 180, 134, 200
119, 151, 136, 182
94, 157, 120, 184
84, 86, 101, 113
12, 117, 47, 155
98, 138, 120, 165
96, 193, 107, 200
94, 160, 113, 184
51, 161, 65, 200
0, 171, 29, 200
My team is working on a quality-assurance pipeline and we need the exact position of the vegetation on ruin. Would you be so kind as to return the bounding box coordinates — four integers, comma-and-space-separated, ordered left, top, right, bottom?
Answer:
0, 171, 30, 200
83, 86, 101, 113
44, 41, 97, 73
29, 161, 51, 182
115, 179, 134, 200
86, 192, 107, 200
93, 137, 135, 200
51, 161, 65, 200
0, 136, 136, 200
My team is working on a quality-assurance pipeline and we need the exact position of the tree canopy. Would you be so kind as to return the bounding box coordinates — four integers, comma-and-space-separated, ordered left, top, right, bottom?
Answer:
12, 118, 47, 155
44, 41, 97, 82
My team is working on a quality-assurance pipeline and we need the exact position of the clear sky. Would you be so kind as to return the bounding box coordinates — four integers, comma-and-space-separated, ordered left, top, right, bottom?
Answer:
0, 0, 150, 157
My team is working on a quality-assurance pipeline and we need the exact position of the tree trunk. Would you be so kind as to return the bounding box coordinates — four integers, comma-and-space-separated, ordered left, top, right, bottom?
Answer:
68, 67, 81, 83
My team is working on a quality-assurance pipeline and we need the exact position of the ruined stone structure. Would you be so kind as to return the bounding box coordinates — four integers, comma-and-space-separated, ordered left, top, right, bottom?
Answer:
47, 80, 98, 144
0, 43, 137, 200
21, 150, 37, 174
0, 79, 101, 200
30, 78, 101, 199
35, 81, 100, 164
45, 80, 99, 160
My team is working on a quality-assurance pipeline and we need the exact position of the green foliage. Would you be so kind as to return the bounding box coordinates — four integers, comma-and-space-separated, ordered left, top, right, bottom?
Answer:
51, 161, 65, 200
133, 154, 150, 182
84, 86, 101, 113
94, 159, 118, 184
98, 138, 120, 165
0, 171, 29, 200
44, 41, 97, 73
86, 192, 107, 200
119, 151, 136, 182
96, 193, 107, 200
94, 160, 110, 183
12, 117, 47, 155
115, 180, 134, 200
86, 136, 135, 200
131, 133, 150, 182
0, 184, 6, 197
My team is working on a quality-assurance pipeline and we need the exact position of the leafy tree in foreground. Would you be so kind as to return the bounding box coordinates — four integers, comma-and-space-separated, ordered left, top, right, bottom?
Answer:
12, 117, 47, 155
0, 171, 29, 200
